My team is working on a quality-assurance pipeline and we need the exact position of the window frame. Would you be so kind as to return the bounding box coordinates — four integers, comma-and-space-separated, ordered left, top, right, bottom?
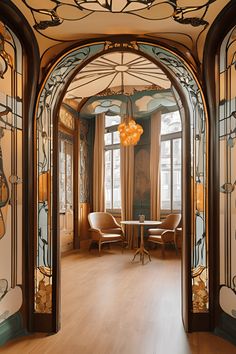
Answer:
104, 118, 121, 214
59, 132, 74, 214
160, 130, 182, 215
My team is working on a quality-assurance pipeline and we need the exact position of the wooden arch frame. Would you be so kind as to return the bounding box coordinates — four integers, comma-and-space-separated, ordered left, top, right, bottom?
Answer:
203, 0, 236, 343
32, 36, 210, 334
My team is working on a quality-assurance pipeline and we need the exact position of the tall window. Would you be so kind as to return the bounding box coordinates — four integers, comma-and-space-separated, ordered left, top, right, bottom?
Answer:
59, 133, 73, 212
104, 115, 121, 211
160, 111, 182, 212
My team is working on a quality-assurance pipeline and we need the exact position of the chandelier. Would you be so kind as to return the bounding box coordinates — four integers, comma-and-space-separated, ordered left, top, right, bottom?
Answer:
118, 97, 143, 146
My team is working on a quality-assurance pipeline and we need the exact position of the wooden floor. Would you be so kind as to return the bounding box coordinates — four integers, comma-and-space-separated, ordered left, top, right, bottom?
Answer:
1, 247, 236, 354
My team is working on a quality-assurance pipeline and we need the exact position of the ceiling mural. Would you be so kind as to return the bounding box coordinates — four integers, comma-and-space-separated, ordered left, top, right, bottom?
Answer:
65, 51, 170, 100
21, 0, 216, 30
12, 0, 230, 62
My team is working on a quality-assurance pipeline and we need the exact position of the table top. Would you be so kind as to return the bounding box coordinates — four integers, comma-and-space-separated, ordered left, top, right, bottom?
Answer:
120, 220, 161, 226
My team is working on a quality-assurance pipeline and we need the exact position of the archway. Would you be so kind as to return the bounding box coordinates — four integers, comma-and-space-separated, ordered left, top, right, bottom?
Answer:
33, 39, 208, 333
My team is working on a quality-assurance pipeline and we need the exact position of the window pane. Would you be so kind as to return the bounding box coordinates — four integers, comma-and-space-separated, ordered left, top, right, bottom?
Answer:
66, 142, 73, 207
59, 140, 66, 211
105, 150, 112, 209
173, 138, 181, 210
59, 138, 73, 212
105, 115, 121, 128
161, 111, 181, 135
161, 140, 171, 210
105, 132, 112, 145
113, 131, 120, 144
113, 149, 121, 209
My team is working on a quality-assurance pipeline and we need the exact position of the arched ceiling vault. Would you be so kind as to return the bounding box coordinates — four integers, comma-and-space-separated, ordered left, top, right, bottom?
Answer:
12, 0, 230, 68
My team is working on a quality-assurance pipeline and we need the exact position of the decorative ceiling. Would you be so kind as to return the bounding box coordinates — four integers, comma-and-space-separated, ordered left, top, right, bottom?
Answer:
12, 0, 230, 62
65, 51, 170, 100
79, 89, 177, 118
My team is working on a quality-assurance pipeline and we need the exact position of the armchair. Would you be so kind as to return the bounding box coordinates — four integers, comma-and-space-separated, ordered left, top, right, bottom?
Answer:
147, 213, 181, 257
88, 212, 124, 256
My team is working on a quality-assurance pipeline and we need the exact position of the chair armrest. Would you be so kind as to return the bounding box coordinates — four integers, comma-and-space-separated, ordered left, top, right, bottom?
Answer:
88, 228, 103, 240
113, 219, 122, 228
89, 227, 101, 233
161, 229, 175, 242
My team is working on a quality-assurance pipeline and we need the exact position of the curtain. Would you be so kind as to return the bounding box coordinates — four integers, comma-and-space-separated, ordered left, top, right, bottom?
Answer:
93, 113, 105, 212
150, 110, 162, 220
120, 142, 134, 249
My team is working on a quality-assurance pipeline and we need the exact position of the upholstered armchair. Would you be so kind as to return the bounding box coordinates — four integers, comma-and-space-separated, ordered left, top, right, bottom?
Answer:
88, 212, 125, 256
147, 214, 181, 257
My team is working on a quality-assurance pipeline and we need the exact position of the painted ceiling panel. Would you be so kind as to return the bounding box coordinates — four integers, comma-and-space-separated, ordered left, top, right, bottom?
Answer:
64, 51, 170, 100
12, 0, 230, 63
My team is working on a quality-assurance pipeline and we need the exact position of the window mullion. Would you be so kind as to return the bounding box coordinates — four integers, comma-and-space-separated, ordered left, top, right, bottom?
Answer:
65, 141, 68, 209
171, 139, 173, 212
111, 149, 114, 210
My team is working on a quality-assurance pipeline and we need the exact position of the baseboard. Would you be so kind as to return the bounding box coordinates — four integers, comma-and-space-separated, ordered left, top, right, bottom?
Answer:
0, 312, 27, 346
215, 312, 236, 347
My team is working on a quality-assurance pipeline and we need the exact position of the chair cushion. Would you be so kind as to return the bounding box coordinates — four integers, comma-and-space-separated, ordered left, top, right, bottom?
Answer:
148, 228, 172, 235
101, 227, 122, 234
148, 229, 175, 243
148, 235, 162, 243
101, 234, 123, 242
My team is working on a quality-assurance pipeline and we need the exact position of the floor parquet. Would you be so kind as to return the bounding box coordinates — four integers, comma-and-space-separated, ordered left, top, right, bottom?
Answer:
1, 247, 236, 354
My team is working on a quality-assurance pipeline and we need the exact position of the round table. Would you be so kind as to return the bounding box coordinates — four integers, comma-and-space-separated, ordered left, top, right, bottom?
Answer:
120, 220, 161, 264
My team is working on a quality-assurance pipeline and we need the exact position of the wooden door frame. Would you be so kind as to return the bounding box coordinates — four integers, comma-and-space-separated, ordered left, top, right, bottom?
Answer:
203, 0, 236, 337
32, 38, 210, 334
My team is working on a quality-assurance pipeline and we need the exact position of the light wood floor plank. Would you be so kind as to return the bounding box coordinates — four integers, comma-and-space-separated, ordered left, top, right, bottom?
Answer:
1, 247, 236, 354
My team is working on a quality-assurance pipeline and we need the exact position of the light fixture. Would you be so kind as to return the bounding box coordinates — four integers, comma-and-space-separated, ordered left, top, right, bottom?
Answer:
118, 96, 143, 146
196, 176, 204, 213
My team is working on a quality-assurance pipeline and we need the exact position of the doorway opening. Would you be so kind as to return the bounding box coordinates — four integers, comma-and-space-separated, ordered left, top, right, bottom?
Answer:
33, 39, 208, 333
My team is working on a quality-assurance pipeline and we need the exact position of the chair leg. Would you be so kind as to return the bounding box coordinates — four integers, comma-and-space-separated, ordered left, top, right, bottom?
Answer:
98, 240, 102, 256
161, 243, 165, 258
174, 242, 178, 255
174, 231, 178, 255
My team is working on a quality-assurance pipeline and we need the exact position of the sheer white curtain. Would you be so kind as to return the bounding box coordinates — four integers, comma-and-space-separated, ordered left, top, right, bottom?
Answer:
150, 110, 162, 220
120, 143, 134, 248
93, 113, 105, 212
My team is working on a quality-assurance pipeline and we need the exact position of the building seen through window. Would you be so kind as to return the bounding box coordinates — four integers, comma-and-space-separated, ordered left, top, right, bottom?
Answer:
59, 134, 73, 213
104, 115, 121, 211
160, 111, 182, 212
104, 111, 182, 214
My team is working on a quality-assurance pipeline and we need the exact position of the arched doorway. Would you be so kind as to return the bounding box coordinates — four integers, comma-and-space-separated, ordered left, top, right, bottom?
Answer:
32, 39, 208, 333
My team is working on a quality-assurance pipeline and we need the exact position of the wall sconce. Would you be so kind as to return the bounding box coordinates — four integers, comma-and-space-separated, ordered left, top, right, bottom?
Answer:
196, 180, 204, 213
38, 171, 50, 202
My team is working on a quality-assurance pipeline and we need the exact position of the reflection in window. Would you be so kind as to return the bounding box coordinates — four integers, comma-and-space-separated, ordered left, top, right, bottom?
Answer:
160, 111, 182, 212
104, 115, 121, 211
161, 111, 181, 135
59, 133, 73, 212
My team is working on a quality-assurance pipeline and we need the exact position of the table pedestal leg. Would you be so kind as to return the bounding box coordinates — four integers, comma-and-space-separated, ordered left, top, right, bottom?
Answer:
132, 224, 151, 264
